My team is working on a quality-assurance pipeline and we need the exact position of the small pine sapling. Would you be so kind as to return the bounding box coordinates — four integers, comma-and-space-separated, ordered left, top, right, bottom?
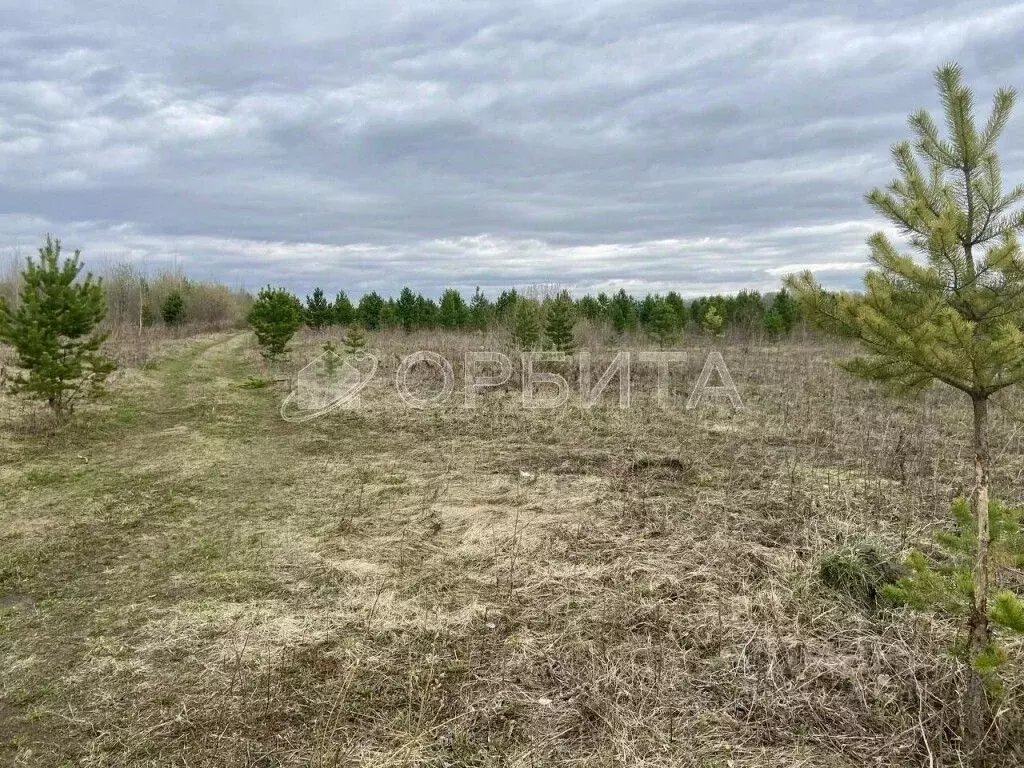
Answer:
0, 236, 116, 416
161, 290, 186, 326
885, 498, 1024, 695
342, 325, 367, 355
247, 286, 303, 361
701, 305, 724, 337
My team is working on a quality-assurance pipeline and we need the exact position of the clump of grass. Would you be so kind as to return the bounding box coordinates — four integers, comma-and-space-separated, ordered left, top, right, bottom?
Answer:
239, 376, 272, 389
819, 541, 903, 608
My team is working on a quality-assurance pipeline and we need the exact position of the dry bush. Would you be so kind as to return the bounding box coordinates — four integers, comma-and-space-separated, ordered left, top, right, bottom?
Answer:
142, 266, 250, 330
2, 254, 249, 339
183, 281, 251, 327
0, 251, 23, 309
86, 264, 250, 367
100, 261, 148, 330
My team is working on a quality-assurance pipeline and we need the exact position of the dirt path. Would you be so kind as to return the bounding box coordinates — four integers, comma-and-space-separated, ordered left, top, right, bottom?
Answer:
0, 331, 548, 765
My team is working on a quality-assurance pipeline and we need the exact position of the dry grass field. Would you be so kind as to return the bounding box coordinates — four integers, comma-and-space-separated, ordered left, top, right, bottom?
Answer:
2, 329, 1024, 766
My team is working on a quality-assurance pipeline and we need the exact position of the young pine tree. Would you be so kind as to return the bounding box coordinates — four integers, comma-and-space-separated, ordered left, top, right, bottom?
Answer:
380, 299, 397, 328
493, 289, 519, 319
304, 287, 332, 330
609, 289, 638, 334
469, 286, 492, 330
247, 286, 303, 361
438, 288, 468, 329
0, 236, 115, 416
575, 295, 604, 323
700, 305, 724, 337
728, 290, 766, 333
415, 295, 438, 328
665, 291, 687, 330
511, 299, 541, 350
763, 288, 800, 340
342, 324, 367, 355
787, 64, 1024, 756
395, 287, 418, 332
884, 498, 1024, 693
357, 292, 384, 330
544, 292, 576, 354
321, 340, 341, 378
332, 291, 355, 326
161, 290, 186, 326
647, 297, 681, 348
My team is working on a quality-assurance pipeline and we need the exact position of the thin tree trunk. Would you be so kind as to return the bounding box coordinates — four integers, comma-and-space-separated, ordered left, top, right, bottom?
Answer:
965, 394, 991, 763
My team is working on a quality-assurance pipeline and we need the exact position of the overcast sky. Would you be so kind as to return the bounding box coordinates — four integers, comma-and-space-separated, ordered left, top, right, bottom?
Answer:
1, 1, 1023, 299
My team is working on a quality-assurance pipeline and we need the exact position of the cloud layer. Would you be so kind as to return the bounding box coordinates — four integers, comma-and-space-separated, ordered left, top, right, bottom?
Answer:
2, 1, 1023, 297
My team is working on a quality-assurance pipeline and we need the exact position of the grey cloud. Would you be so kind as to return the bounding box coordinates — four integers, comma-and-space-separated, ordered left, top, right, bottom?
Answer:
0, 0, 1022, 298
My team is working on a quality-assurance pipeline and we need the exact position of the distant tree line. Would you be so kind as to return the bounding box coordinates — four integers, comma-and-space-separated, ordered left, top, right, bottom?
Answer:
292, 285, 803, 340
0, 254, 805, 342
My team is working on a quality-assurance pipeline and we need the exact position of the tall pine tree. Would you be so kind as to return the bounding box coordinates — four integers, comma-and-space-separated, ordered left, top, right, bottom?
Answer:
787, 64, 1024, 756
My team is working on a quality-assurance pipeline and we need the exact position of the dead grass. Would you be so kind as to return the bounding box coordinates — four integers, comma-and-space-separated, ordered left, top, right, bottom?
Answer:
1, 329, 1023, 766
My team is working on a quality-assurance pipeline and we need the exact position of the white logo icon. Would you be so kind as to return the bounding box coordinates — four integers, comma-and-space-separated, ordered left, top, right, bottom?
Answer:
280, 348, 378, 422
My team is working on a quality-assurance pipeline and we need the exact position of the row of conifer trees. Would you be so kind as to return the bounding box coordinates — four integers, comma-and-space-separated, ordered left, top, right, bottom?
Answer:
297, 284, 802, 341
